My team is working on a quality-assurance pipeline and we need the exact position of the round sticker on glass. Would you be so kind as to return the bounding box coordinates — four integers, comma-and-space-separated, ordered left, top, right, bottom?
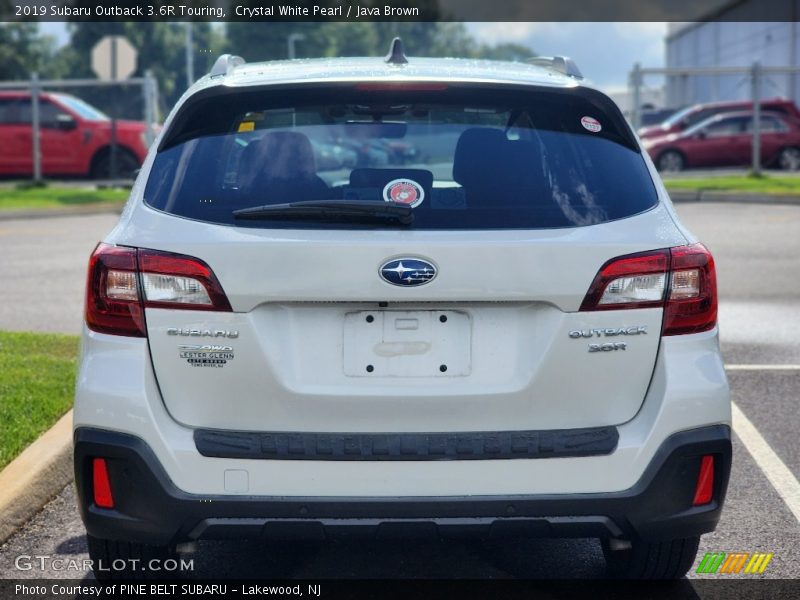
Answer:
581, 116, 602, 133
383, 178, 425, 208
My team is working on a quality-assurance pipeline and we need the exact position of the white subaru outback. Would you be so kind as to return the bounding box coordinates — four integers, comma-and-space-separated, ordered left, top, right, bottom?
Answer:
74, 42, 731, 580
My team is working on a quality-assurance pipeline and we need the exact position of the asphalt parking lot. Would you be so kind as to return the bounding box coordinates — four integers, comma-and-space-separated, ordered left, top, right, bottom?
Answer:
0, 202, 798, 583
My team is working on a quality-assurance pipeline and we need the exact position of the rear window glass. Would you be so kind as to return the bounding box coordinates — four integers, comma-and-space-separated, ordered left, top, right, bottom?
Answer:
145, 86, 658, 230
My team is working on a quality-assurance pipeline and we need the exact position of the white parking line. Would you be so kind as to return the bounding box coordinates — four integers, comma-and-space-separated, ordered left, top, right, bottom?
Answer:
732, 401, 800, 523
726, 365, 800, 371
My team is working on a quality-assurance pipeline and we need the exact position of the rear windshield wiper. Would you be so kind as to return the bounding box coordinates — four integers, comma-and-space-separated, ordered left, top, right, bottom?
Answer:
232, 200, 414, 225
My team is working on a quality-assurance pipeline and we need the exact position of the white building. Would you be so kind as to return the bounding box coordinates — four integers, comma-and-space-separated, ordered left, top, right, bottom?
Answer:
665, 4, 800, 108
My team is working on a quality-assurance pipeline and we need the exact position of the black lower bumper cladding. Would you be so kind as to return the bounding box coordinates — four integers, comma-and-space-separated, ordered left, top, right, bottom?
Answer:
193, 426, 619, 460
74, 425, 731, 547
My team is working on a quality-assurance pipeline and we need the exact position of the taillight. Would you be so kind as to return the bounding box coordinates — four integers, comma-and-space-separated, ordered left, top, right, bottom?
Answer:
85, 244, 231, 337
662, 244, 717, 336
580, 243, 717, 336
579, 249, 669, 311
138, 249, 232, 311
85, 244, 145, 337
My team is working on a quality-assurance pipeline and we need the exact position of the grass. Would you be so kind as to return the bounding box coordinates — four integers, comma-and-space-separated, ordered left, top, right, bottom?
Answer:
0, 185, 128, 212
0, 331, 78, 470
664, 174, 800, 196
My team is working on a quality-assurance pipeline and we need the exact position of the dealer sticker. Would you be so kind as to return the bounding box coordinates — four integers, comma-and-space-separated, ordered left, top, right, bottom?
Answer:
581, 116, 602, 133
179, 345, 234, 368
382, 178, 425, 208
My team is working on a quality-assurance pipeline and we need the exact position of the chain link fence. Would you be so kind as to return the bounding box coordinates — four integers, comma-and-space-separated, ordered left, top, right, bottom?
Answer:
629, 63, 800, 175
0, 73, 159, 182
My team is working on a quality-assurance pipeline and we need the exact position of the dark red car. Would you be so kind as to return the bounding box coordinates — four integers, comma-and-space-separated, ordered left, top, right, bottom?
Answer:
0, 91, 151, 178
638, 98, 800, 140
644, 111, 800, 172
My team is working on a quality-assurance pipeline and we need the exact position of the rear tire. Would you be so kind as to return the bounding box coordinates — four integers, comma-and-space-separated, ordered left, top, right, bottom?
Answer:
778, 147, 800, 171
602, 536, 700, 579
89, 147, 140, 180
657, 150, 685, 172
87, 534, 179, 581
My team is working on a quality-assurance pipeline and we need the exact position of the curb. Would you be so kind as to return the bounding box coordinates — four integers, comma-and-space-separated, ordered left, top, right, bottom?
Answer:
668, 190, 800, 205
0, 204, 123, 221
0, 410, 73, 545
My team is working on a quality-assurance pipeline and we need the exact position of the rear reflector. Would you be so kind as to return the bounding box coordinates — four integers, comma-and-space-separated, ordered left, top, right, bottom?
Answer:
85, 244, 232, 337
92, 458, 115, 509
580, 243, 717, 336
692, 455, 715, 506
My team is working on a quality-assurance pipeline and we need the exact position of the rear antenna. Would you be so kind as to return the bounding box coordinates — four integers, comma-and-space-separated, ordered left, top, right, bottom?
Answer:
385, 37, 408, 65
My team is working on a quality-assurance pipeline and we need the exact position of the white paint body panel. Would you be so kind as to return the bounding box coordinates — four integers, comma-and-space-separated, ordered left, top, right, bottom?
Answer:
107, 202, 685, 432
145, 304, 663, 431
73, 328, 730, 496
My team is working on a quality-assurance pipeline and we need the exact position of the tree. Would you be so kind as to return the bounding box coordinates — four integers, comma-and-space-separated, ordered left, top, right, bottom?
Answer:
0, 23, 56, 80
225, 22, 532, 63
52, 22, 225, 115
475, 43, 536, 62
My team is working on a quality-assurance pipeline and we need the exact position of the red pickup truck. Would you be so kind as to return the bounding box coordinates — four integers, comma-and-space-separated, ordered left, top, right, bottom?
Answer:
0, 91, 151, 178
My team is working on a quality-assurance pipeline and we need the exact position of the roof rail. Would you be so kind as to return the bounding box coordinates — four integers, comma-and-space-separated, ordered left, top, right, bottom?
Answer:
210, 54, 246, 78
526, 56, 583, 80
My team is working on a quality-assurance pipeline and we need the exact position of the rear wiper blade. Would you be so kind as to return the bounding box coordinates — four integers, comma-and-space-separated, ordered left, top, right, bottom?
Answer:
233, 200, 413, 225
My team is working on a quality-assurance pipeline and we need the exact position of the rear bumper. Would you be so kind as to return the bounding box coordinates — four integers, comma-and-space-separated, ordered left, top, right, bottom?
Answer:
74, 424, 731, 547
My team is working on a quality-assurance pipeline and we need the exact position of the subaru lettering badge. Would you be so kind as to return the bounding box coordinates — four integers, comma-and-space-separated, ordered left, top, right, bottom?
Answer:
380, 258, 437, 287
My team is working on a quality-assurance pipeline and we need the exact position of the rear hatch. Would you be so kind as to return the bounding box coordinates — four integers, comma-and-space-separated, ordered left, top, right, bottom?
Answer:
130, 82, 687, 432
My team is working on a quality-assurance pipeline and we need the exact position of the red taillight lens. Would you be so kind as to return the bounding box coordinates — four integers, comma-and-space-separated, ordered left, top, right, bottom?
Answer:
692, 455, 715, 506
92, 458, 115, 509
580, 243, 717, 336
85, 244, 231, 337
663, 244, 717, 336
579, 249, 669, 311
85, 244, 145, 337
139, 249, 232, 312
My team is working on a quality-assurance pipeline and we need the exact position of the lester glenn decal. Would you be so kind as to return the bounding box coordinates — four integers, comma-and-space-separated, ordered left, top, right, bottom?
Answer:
179, 344, 234, 368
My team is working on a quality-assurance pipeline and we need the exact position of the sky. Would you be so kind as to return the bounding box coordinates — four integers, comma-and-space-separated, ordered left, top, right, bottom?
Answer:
468, 22, 667, 92
38, 22, 668, 92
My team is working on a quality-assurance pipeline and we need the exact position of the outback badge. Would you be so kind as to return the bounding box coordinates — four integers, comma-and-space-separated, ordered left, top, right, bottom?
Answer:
379, 258, 436, 287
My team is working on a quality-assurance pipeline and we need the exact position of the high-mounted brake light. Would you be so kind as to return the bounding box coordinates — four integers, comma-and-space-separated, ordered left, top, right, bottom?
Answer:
85, 244, 231, 337
353, 83, 448, 92
580, 243, 717, 336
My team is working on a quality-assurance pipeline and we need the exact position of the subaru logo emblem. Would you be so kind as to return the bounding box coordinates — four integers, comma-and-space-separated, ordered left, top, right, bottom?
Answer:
379, 258, 437, 287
